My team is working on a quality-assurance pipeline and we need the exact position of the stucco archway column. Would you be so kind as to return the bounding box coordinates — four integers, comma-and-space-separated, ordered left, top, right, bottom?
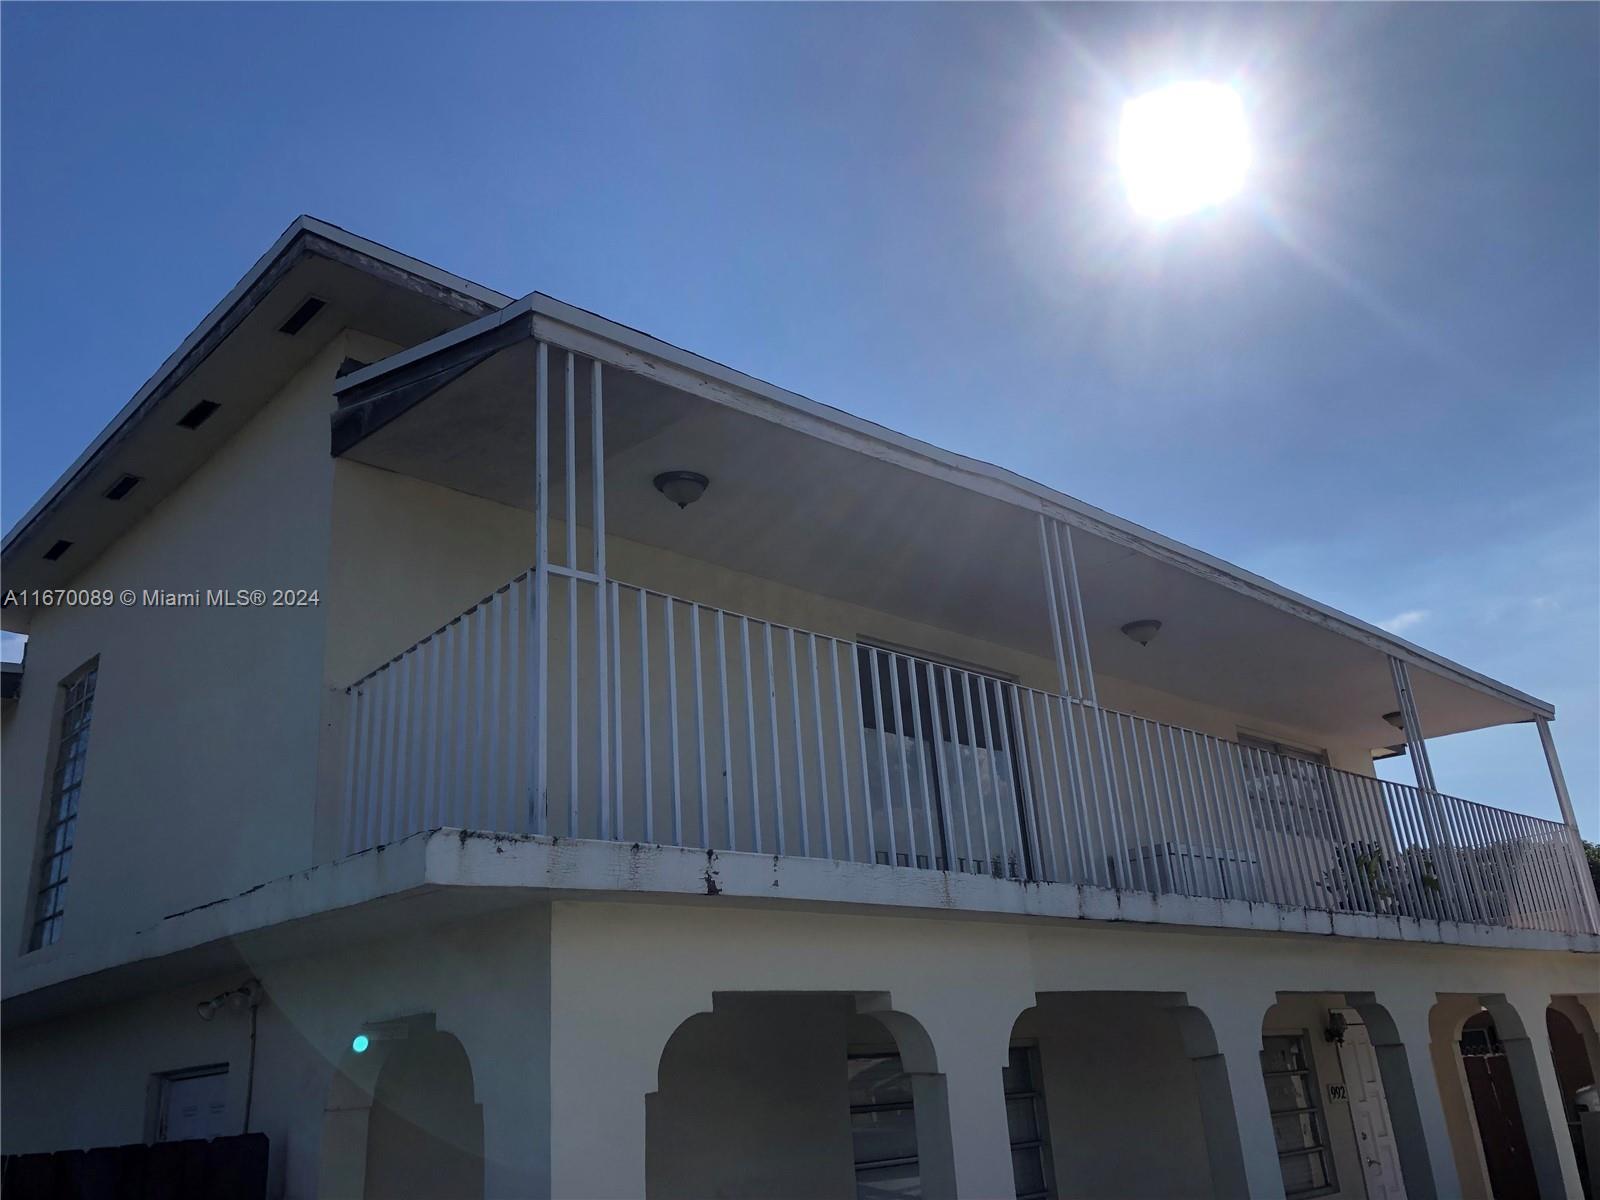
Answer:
547, 962, 710, 1200
1169, 988, 1284, 1200
1344, 991, 1461, 1200
862, 979, 1035, 1200
438, 1008, 549, 1200
1482, 991, 1584, 1199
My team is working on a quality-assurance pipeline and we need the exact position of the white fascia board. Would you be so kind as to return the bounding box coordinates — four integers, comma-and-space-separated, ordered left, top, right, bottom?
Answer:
332, 294, 537, 397
1, 216, 513, 555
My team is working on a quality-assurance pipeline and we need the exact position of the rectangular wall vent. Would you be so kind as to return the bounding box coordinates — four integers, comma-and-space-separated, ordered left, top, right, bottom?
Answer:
278, 296, 326, 336
104, 474, 143, 501
177, 400, 220, 430
43, 540, 73, 561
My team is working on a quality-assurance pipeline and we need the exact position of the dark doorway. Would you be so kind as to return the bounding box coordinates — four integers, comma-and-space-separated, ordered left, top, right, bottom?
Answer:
1460, 1013, 1539, 1199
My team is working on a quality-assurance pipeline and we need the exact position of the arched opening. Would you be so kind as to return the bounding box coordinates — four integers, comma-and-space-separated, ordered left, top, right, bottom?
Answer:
317, 1019, 484, 1200
1017, 992, 1214, 1199
1257, 995, 1365, 1200
1457, 1009, 1538, 1199
363, 1028, 483, 1200
1432, 995, 1577, 1200
645, 993, 866, 1199
1547, 1002, 1597, 1199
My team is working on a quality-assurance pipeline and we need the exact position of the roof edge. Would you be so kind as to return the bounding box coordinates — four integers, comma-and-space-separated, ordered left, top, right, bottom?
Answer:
1, 216, 512, 557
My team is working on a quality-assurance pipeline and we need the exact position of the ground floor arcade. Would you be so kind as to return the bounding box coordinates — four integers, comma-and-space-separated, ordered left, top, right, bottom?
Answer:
3, 896, 1596, 1199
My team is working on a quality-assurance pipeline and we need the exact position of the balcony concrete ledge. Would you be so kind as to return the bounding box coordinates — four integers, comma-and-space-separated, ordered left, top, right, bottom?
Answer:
5, 829, 1596, 1026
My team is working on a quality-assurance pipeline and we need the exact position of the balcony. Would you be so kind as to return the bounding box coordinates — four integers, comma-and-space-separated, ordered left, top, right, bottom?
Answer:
328, 296, 1598, 942
339, 569, 1594, 938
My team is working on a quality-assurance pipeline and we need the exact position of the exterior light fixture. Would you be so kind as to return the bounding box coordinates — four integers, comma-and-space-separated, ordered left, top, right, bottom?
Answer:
1382, 711, 1405, 731
351, 1034, 371, 1054
1120, 619, 1162, 647
1324, 1011, 1348, 1045
653, 471, 709, 509
194, 979, 259, 1022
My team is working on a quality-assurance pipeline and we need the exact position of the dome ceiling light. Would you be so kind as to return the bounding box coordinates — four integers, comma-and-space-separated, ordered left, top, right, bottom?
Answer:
1120, 619, 1163, 647
653, 471, 709, 510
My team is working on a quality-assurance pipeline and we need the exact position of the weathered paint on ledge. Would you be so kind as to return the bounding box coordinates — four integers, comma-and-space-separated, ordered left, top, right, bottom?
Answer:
7, 830, 1596, 1026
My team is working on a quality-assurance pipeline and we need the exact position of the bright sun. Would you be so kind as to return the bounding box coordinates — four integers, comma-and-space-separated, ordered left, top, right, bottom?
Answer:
1119, 82, 1251, 220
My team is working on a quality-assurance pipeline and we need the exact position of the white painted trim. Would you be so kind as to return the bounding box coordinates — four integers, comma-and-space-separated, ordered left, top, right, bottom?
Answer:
6, 831, 1596, 1017
2, 216, 512, 555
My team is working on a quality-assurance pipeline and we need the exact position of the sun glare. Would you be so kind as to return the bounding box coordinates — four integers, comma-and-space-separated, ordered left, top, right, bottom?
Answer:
1119, 82, 1250, 221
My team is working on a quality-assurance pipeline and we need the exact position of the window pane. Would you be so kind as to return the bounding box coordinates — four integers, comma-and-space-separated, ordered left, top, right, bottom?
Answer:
855, 1161, 920, 1200
1280, 1149, 1330, 1194
1002, 1046, 1035, 1094
1011, 1146, 1047, 1198
1006, 1096, 1039, 1144
852, 1108, 919, 1165
1264, 1073, 1315, 1112
1271, 1111, 1322, 1154
1261, 1037, 1307, 1072
30, 663, 96, 951
848, 1056, 914, 1107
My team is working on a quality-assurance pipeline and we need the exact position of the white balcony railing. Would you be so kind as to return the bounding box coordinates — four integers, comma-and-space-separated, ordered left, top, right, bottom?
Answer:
341, 569, 1598, 936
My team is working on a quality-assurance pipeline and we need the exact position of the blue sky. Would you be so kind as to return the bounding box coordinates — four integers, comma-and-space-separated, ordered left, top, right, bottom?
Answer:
3, 3, 1596, 833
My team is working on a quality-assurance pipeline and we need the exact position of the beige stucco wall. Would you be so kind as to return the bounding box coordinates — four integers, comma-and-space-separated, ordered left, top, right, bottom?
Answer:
1, 886, 1593, 1198
0, 902, 551, 1200
0, 336, 358, 959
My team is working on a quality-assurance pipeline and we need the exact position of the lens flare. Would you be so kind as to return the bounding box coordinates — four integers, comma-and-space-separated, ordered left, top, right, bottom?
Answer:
1119, 82, 1250, 220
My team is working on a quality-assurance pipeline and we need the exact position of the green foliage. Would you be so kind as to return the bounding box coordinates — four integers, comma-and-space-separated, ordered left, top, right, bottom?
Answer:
1585, 840, 1600, 897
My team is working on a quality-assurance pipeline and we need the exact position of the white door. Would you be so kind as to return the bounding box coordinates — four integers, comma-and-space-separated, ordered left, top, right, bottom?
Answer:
159, 1069, 230, 1142
1336, 1016, 1408, 1200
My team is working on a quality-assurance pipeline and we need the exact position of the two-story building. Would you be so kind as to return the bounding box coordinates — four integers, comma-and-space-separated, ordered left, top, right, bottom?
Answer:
2, 216, 1597, 1200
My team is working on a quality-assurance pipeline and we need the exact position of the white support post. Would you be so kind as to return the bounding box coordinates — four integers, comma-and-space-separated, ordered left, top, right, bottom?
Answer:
531, 342, 550, 834
592, 358, 610, 841
1039, 513, 1127, 882
1387, 655, 1468, 917
1387, 656, 1437, 793
1536, 716, 1600, 933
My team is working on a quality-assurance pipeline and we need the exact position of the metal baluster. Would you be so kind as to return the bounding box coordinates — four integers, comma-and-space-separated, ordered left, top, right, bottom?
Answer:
848, 643, 876, 865
1111, 715, 1150, 894
943, 665, 976, 873
976, 674, 1011, 879
807, 633, 831, 860
868, 649, 897, 867
828, 638, 854, 862
666, 597, 683, 847
610, 581, 624, 840
740, 617, 761, 853
1023, 691, 1059, 883
691, 604, 709, 848
716, 610, 735, 851
639, 589, 654, 843
763, 623, 785, 856
592, 359, 609, 842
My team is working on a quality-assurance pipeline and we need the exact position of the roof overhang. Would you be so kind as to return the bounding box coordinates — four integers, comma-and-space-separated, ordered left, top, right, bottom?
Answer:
330, 292, 1555, 743
1, 217, 511, 634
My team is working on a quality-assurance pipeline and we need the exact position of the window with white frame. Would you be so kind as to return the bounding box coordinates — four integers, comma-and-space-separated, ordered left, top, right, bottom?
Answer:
1005, 1044, 1055, 1200
155, 1064, 230, 1142
856, 644, 1033, 880
1239, 733, 1343, 842
848, 1051, 920, 1199
1260, 1034, 1338, 1197
28, 661, 97, 950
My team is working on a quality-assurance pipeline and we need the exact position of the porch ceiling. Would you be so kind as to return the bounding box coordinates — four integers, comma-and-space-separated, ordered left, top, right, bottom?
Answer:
333, 321, 1542, 753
